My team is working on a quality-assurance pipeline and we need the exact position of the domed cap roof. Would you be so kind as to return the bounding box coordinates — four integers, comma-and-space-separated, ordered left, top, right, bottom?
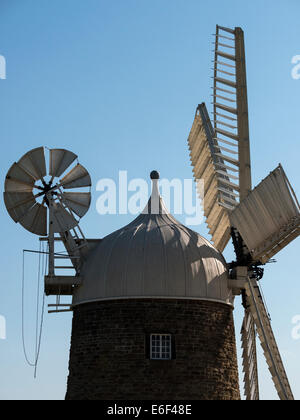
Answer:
73, 173, 233, 306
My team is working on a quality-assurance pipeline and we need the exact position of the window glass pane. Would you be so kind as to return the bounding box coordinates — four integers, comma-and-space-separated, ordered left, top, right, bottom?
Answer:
150, 334, 172, 360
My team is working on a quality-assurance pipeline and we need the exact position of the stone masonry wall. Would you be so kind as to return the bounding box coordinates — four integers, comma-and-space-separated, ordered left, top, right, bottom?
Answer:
65, 299, 240, 400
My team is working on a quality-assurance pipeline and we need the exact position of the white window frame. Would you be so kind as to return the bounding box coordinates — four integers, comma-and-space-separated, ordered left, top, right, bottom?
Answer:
150, 334, 172, 360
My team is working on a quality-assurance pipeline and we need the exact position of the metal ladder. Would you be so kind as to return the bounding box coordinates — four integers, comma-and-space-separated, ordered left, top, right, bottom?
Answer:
58, 225, 89, 273
45, 196, 89, 300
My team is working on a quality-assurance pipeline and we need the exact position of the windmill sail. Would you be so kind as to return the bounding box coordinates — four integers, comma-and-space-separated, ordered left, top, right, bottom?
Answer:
18, 147, 47, 181
60, 164, 92, 189
188, 25, 252, 251
230, 165, 300, 263
188, 103, 235, 251
213, 25, 252, 201
62, 192, 91, 218
49, 149, 78, 178
4, 147, 92, 237
241, 309, 259, 400
244, 278, 294, 400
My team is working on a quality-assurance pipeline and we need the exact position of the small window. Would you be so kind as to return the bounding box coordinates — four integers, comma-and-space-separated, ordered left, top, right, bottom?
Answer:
150, 334, 172, 360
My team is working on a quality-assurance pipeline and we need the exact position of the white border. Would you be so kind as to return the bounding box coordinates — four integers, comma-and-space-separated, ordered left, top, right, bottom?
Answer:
72, 295, 234, 308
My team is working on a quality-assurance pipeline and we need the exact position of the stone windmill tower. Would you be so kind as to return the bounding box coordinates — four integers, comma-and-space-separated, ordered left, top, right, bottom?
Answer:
3, 25, 299, 400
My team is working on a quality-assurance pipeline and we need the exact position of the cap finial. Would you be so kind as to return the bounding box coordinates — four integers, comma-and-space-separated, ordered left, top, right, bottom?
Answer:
150, 170, 160, 180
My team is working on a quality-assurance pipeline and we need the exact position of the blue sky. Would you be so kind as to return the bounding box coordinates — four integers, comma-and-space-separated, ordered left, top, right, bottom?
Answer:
0, 0, 299, 400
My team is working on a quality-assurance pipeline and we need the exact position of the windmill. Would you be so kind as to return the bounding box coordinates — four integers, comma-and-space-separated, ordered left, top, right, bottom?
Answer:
4, 147, 92, 301
3, 26, 299, 402
188, 25, 300, 400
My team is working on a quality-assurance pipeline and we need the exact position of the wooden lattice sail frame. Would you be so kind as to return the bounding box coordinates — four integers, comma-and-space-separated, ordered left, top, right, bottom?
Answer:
188, 25, 253, 252
213, 25, 252, 201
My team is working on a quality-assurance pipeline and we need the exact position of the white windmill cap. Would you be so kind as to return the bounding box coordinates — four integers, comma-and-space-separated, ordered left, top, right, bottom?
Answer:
72, 172, 233, 307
